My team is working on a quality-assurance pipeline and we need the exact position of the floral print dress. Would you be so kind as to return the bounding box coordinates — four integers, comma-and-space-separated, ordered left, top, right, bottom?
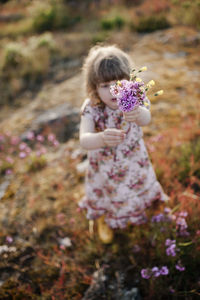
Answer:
79, 99, 166, 229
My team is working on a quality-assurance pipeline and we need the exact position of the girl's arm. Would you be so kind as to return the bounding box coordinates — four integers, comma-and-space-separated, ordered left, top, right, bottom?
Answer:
123, 106, 151, 126
80, 116, 125, 150
79, 116, 104, 150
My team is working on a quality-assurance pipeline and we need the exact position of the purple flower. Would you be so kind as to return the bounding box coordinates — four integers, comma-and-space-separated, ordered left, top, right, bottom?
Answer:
166, 244, 177, 256
160, 266, 169, 275
165, 239, 176, 247
179, 211, 188, 217
141, 268, 151, 279
176, 217, 187, 229
165, 239, 179, 256
164, 207, 171, 214
152, 266, 160, 277
175, 261, 185, 272
6, 236, 13, 243
151, 213, 164, 223
110, 80, 146, 112
176, 214, 189, 237
141, 266, 169, 279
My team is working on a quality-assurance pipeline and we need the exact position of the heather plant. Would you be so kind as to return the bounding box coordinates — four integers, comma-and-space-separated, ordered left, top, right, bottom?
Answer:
131, 204, 200, 298
0, 131, 59, 177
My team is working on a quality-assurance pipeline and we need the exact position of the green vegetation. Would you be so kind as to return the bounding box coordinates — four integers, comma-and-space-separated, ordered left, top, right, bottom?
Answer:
134, 15, 171, 33
171, 0, 200, 28
0, 33, 57, 105
32, 2, 81, 33
101, 15, 125, 30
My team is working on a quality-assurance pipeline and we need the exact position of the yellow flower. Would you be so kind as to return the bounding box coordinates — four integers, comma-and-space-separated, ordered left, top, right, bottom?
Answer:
154, 90, 164, 96
147, 80, 155, 88
117, 80, 122, 86
139, 66, 147, 72
136, 77, 142, 82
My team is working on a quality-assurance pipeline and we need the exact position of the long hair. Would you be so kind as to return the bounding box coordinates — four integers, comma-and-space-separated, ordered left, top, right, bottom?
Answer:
82, 45, 132, 105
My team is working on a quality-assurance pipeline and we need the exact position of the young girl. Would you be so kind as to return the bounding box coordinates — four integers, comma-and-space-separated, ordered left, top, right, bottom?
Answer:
79, 45, 167, 243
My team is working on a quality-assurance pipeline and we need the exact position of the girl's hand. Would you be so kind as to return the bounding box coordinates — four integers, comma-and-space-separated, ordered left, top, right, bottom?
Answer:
123, 106, 141, 122
101, 128, 125, 147
123, 106, 151, 126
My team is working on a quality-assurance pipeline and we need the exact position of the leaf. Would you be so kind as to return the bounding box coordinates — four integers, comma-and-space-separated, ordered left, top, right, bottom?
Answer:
178, 241, 193, 247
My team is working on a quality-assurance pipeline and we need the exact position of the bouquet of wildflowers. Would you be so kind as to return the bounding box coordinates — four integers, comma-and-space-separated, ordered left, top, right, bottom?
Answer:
110, 66, 163, 113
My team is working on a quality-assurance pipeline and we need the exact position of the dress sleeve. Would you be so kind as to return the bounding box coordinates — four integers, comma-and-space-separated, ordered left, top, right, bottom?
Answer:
80, 99, 94, 120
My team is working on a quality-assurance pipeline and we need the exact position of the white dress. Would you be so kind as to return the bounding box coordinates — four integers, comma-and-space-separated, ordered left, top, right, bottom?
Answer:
79, 99, 166, 229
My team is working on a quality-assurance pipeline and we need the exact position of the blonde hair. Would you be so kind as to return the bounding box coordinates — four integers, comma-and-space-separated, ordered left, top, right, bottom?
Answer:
82, 45, 132, 105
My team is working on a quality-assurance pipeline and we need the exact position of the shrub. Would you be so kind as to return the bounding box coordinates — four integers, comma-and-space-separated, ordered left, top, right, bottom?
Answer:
27, 155, 47, 172
32, 3, 81, 33
1, 43, 23, 69
0, 33, 57, 105
135, 15, 170, 33
32, 6, 56, 33
101, 15, 125, 31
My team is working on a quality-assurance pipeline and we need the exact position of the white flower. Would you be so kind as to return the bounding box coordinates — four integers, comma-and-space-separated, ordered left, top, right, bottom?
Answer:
59, 237, 72, 247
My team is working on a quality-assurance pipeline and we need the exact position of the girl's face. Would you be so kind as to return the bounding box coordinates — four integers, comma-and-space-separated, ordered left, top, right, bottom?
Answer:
97, 80, 118, 110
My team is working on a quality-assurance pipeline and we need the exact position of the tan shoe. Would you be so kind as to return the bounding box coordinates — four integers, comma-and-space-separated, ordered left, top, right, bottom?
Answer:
97, 216, 114, 244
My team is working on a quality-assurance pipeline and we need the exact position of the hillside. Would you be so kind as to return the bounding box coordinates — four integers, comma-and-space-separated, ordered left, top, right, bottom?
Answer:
0, 1, 200, 299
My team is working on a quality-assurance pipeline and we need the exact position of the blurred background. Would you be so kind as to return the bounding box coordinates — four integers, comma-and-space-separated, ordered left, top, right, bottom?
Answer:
0, 0, 200, 299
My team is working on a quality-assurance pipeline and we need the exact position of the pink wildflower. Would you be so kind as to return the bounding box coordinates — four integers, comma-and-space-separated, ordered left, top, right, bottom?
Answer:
36, 135, 44, 142
19, 143, 27, 151
27, 131, 35, 140
19, 152, 27, 159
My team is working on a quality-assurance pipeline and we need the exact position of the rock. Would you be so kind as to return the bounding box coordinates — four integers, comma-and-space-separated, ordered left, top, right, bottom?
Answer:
21, 103, 80, 143
82, 267, 141, 300
82, 267, 107, 300
58, 237, 72, 248
0, 178, 11, 200
120, 287, 141, 300
0, 13, 23, 22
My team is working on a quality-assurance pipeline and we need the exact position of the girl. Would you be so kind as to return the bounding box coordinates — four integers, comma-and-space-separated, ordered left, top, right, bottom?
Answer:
79, 45, 167, 244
